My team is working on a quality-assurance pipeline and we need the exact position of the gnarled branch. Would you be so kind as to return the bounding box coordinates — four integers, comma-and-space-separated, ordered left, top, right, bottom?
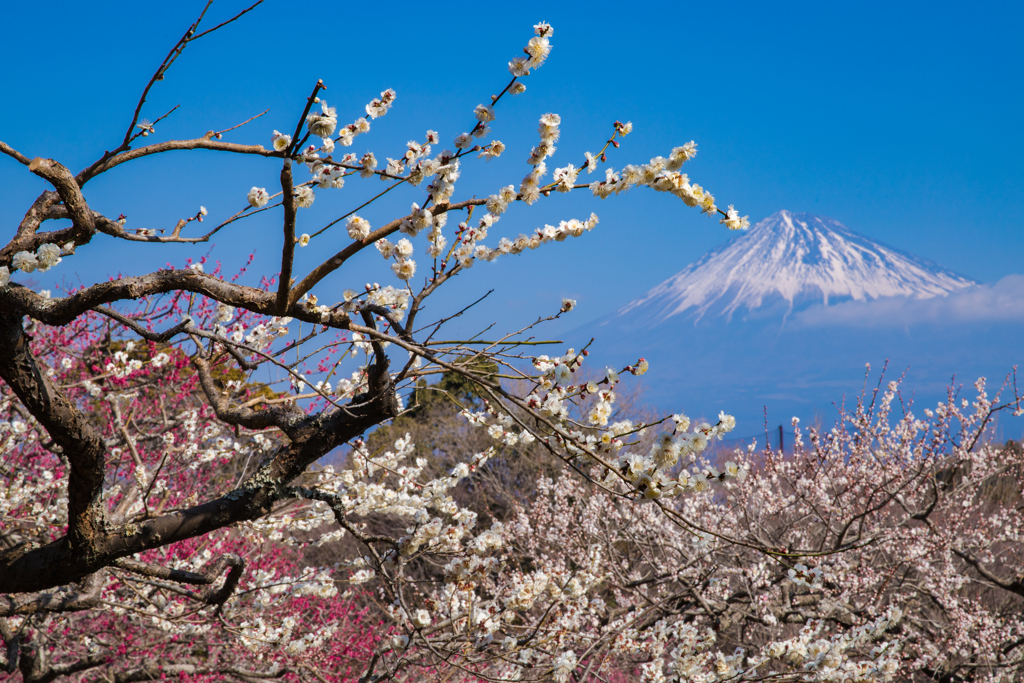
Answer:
0, 571, 104, 618
114, 553, 245, 605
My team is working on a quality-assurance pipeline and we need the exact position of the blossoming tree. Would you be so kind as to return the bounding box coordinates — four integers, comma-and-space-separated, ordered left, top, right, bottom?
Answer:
490, 377, 1024, 682
4, 3, 1013, 682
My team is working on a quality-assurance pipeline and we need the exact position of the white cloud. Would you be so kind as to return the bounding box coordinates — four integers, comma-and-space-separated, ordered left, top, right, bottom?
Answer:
793, 274, 1024, 328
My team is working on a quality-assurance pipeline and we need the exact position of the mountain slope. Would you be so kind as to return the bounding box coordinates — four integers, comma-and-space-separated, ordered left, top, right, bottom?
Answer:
617, 210, 975, 325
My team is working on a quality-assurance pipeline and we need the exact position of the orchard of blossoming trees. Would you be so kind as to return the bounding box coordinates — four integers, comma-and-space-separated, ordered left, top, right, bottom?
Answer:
2, 3, 1023, 682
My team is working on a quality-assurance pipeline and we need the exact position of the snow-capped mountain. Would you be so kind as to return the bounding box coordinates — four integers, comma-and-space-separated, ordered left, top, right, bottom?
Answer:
617, 210, 975, 325
577, 211, 1021, 436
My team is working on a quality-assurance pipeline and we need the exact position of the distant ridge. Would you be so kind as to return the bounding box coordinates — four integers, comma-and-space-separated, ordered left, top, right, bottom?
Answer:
616, 210, 975, 325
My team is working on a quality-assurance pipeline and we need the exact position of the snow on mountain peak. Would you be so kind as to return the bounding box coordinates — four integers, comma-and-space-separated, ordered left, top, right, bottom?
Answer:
618, 210, 975, 324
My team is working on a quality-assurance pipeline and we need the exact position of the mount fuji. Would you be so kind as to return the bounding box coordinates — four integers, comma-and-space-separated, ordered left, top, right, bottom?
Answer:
619, 210, 974, 325
579, 211, 1023, 439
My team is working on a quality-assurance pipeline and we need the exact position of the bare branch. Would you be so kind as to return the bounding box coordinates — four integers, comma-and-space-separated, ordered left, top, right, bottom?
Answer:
0, 140, 31, 166
954, 548, 1024, 598
95, 305, 192, 343
190, 0, 264, 41
77, 137, 276, 186
120, 2, 214, 148
215, 108, 270, 137
286, 79, 325, 157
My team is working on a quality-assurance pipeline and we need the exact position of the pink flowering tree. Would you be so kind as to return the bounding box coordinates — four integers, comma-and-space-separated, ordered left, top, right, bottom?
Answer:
4, 3, 1013, 682
0, 302, 383, 681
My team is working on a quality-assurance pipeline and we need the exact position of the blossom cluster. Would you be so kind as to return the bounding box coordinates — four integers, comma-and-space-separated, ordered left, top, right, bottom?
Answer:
2, 241, 72, 282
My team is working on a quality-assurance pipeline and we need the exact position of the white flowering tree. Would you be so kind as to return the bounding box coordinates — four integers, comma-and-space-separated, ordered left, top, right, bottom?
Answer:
2, 3, 995, 682
487, 377, 1024, 683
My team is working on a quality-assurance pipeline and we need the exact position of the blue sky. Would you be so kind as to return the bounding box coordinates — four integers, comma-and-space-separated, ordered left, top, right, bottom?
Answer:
2, 0, 1022, 346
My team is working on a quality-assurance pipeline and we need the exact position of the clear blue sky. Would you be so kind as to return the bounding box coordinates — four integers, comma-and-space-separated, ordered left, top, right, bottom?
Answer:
2, 0, 1022, 340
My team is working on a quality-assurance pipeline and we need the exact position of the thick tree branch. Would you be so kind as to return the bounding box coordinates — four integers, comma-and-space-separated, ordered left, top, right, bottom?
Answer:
31, 654, 108, 683
0, 273, 345, 329
192, 355, 304, 436
1, 208, 88, 269
0, 571, 103, 618
276, 160, 297, 313
0, 308, 106, 552
28, 158, 96, 238
100, 664, 287, 683
15, 191, 60, 239
954, 548, 1024, 598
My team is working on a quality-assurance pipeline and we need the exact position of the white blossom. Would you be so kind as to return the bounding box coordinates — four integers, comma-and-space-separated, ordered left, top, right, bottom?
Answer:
12, 251, 38, 273
347, 216, 371, 241
247, 186, 270, 208
294, 185, 315, 208
272, 130, 292, 152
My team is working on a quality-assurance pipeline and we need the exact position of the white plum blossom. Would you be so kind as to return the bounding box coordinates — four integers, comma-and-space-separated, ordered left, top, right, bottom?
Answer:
272, 130, 292, 152
525, 36, 551, 69
365, 89, 396, 119
36, 243, 62, 270
479, 140, 505, 161
720, 205, 750, 230
552, 651, 576, 682
12, 251, 38, 273
306, 100, 337, 138
347, 216, 371, 241
553, 163, 578, 192
395, 238, 413, 258
293, 185, 314, 208
474, 104, 495, 123
391, 259, 416, 281
247, 186, 270, 208
788, 564, 823, 590
667, 141, 697, 170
